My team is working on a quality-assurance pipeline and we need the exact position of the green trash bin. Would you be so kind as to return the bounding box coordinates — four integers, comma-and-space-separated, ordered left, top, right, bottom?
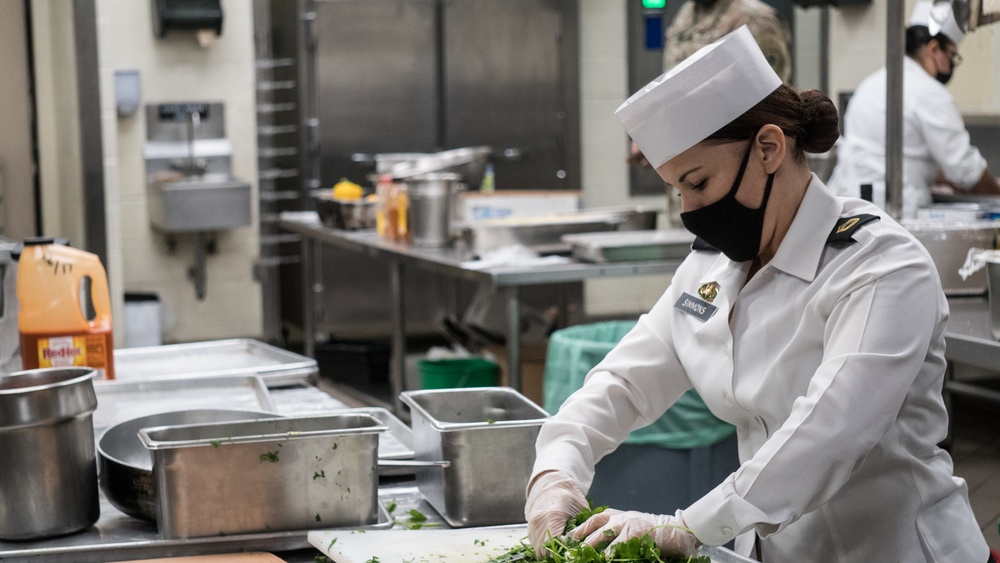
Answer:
544, 320, 738, 513
419, 357, 499, 389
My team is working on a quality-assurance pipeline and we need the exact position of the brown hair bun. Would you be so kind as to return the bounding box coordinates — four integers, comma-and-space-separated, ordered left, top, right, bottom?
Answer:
798, 89, 839, 154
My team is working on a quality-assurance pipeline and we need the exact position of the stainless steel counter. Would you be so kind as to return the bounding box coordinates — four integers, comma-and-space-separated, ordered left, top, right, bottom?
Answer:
945, 296, 1000, 405
279, 213, 685, 409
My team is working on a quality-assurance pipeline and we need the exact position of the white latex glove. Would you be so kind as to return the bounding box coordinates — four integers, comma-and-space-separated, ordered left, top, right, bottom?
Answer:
525, 471, 589, 556
572, 508, 700, 558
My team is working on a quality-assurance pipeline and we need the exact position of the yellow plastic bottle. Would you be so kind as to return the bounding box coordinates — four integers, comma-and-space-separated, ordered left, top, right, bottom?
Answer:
17, 238, 115, 380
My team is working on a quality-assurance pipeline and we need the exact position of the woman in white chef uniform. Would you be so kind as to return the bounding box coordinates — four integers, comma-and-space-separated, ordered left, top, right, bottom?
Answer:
826, 0, 1000, 218
525, 26, 992, 563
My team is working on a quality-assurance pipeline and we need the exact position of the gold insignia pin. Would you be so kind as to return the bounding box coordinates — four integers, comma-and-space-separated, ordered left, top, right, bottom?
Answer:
836, 217, 860, 234
698, 281, 720, 302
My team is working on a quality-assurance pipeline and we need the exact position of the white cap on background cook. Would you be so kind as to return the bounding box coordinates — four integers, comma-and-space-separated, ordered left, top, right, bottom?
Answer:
909, 0, 967, 45
614, 26, 782, 169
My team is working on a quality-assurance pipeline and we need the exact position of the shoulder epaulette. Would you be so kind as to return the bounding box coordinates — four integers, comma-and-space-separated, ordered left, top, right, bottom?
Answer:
827, 213, 880, 244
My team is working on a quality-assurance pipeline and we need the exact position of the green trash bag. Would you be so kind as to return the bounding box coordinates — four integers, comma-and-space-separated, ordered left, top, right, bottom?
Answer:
544, 320, 735, 449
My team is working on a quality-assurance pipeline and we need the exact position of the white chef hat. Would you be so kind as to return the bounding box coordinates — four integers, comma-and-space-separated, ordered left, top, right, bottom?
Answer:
614, 26, 781, 169
909, 0, 967, 45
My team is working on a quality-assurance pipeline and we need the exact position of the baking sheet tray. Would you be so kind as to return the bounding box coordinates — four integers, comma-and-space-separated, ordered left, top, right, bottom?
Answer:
93, 375, 276, 436
114, 339, 318, 384
562, 229, 695, 263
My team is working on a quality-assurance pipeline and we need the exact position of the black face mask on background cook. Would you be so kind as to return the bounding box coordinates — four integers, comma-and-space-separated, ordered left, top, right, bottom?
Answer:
680, 134, 775, 262
935, 69, 953, 85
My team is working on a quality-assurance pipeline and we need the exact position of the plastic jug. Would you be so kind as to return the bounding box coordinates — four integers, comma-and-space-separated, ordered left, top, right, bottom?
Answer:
16, 238, 115, 380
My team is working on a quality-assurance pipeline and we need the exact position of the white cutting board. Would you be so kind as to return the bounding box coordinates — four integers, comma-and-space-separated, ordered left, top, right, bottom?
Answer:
309, 526, 529, 563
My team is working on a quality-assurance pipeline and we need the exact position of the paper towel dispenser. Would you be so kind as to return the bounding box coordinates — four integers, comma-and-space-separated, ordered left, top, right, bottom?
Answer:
151, 0, 223, 38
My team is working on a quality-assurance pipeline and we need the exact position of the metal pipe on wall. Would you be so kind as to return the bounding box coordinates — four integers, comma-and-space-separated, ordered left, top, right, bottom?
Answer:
885, 0, 905, 219
74, 0, 107, 260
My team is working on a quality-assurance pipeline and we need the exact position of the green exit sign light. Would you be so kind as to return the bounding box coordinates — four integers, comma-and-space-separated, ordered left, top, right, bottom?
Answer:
642, 0, 667, 8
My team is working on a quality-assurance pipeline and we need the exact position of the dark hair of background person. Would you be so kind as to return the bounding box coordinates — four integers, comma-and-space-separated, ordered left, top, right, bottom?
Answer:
702, 84, 840, 162
905, 24, 955, 57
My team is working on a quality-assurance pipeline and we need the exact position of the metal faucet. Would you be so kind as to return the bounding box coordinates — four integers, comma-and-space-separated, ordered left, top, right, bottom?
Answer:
185, 110, 206, 177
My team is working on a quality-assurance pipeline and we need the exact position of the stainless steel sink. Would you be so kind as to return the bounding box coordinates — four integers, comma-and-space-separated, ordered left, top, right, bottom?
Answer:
147, 175, 251, 233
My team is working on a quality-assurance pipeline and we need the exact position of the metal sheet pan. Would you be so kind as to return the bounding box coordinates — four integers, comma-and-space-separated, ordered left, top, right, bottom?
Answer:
92, 375, 276, 436
113, 339, 318, 384
562, 229, 695, 263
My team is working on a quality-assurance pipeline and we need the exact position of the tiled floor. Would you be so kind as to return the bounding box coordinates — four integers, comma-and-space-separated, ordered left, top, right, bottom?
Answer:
950, 396, 1000, 552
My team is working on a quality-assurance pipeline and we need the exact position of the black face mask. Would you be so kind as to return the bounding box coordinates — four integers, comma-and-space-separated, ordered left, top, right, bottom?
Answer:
680, 136, 775, 262
935, 70, 953, 85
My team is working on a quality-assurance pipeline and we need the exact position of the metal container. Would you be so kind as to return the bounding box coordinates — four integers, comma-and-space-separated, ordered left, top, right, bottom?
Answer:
138, 413, 387, 539
0, 367, 99, 540
406, 172, 465, 247
97, 409, 281, 522
312, 189, 377, 230
902, 219, 998, 295
979, 250, 1000, 340
399, 387, 549, 527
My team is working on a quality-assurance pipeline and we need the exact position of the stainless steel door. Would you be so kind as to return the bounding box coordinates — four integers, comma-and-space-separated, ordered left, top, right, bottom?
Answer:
315, 0, 439, 184
442, 0, 576, 190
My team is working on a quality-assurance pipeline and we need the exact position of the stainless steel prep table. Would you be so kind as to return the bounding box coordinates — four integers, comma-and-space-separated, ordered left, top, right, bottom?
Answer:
279, 213, 685, 409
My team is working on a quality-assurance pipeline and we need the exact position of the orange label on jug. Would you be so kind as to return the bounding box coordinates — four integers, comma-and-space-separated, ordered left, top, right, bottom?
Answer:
29, 334, 112, 380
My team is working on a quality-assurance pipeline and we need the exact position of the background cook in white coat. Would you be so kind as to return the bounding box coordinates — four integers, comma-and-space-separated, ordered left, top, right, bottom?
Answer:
526, 29, 989, 563
827, 3, 1000, 218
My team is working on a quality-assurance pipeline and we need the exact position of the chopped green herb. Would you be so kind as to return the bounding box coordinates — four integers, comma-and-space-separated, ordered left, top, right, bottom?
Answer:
406, 509, 427, 522
210, 439, 222, 448
394, 507, 441, 530
332, 443, 339, 450
483, 503, 709, 563
386, 500, 398, 514
314, 470, 326, 480
315, 513, 322, 522
314, 555, 330, 563
328, 537, 337, 550
260, 451, 280, 463
487, 418, 496, 424
366, 557, 380, 563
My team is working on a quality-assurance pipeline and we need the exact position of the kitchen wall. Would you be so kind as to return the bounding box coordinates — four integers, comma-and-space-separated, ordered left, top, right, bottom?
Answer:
93, 0, 262, 343
89, 0, 260, 344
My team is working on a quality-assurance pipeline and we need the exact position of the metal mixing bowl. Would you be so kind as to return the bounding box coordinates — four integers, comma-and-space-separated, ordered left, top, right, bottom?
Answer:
97, 409, 281, 522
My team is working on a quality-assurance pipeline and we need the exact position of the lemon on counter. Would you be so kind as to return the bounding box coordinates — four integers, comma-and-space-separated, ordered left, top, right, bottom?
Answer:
332, 178, 363, 200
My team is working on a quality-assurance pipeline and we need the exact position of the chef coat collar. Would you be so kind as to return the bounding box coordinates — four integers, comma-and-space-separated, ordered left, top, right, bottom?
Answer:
767, 173, 841, 282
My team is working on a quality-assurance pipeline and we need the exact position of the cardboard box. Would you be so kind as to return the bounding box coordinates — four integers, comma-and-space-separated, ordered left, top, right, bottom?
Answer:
485, 341, 548, 407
